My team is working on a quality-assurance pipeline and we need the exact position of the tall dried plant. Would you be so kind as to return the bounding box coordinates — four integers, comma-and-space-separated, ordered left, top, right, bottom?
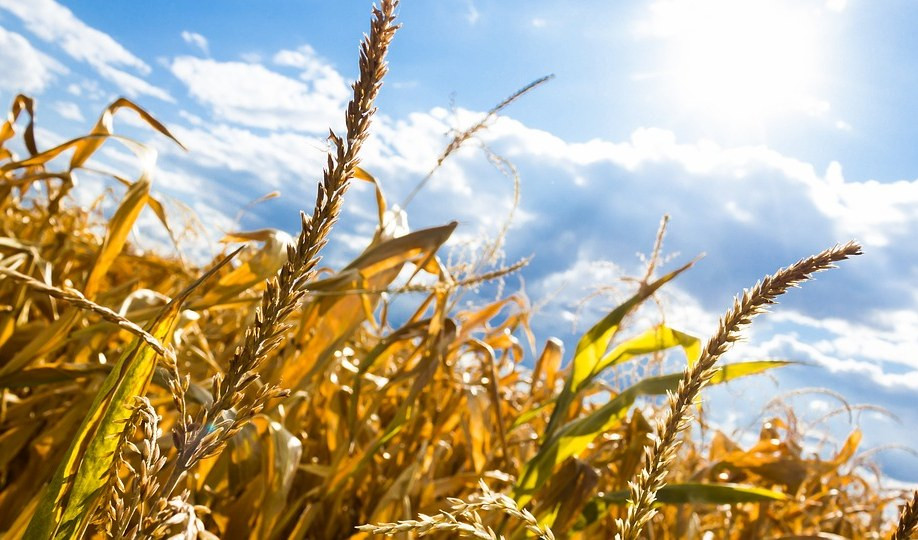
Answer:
893, 491, 918, 540
615, 241, 862, 540
161, 0, 401, 497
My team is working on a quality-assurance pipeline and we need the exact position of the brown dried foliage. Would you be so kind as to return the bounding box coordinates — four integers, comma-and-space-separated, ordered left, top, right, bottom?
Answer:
0, 2, 912, 539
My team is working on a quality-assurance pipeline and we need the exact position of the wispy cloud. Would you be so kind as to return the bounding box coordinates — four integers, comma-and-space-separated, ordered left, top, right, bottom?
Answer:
0, 26, 66, 93
181, 30, 209, 55
170, 55, 348, 132
0, 0, 172, 101
161, 121, 329, 190
51, 100, 84, 122
464, 0, 480, 24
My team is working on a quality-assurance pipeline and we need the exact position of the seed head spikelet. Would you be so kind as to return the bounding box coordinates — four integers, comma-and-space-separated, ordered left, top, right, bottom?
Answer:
161, 0, 400, 497
0, 266, 174, 364
893, 491, 918, 540
359, 480, 554, 539
615, 241, 862, 540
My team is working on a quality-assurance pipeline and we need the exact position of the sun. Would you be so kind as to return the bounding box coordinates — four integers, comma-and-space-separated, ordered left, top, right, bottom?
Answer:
642, 0, 828, 125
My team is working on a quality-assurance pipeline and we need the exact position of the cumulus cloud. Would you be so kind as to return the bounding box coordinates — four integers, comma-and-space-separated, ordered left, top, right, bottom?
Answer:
476, 118, 918, 248
0, 0, 172, 101
738, 308, 918, 390
0, 26, 66, 93
181, 30, 209, 55
170, 56, 348, 132
94, 63, 173, 102
162, 122, 329, 190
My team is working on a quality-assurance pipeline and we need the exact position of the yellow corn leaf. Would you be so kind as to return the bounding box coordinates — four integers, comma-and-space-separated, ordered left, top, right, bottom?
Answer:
353, 166, 388, 234
0, 178, 151, 377
0, 94, 37, 161
69, 98, 184, 170
0, 255, 34, 349
1, 135, 97, 173
197, 229, 295, 307
324, 315, 455, 497
347, 319, 430, 438
110, 173, 185, 265
531, 338, 563, 396
256, 421, 302, 539
535, 457, 599, 532
276, 223, 456, 391
365, 460, 420, 527
833, 429, 862, 466
23, 252, 236, 540
84, 176, 151, 296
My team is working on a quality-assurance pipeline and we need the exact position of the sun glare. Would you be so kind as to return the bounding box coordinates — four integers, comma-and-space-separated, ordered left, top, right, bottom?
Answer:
644, 0, 827, 125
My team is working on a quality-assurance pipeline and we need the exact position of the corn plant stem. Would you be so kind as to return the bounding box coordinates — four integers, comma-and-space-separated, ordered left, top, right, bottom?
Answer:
400, 75, 553, 211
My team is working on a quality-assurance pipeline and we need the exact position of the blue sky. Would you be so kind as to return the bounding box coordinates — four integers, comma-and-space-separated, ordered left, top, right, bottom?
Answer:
2, 0, 918, 484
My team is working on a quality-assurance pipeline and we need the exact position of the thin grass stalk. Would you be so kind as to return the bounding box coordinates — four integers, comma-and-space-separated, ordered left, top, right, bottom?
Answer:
400, 75, 553, 209
893, 491, 918, 540
161, 0, 400, 497
0, 266, 174, 364
614, 241, 862, 540
640, 214, 670, 287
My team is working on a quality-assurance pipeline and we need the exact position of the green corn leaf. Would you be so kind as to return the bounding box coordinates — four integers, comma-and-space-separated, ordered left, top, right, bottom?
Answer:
597, 325, 701, 373
510, 326, 699, 433
542, 260, 696, 446
577, 483, 787, 530
23, 253, 237, 540
514, 360, 790, 506
599, 482, 789, 504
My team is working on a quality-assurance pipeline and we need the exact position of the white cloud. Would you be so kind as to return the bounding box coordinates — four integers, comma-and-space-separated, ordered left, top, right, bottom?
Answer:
752, 333, 918, 391
272, 45, 349, 96
476, 118, 918, 247
0, 0, 146, 72
94, 62, 174, 102
0, 26, 66, 93
164, 122, 329, 189
768, 309, 918, 372
0, 0, 172, 101
464, 0, 480, 24
65, 79, 105, 101
724, 200, 754, 223
170, 56, 348, 132
825, 0, 847, 12
181, 30, 209, 55
51, 100, 84, 122
178, 110, 204, 126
